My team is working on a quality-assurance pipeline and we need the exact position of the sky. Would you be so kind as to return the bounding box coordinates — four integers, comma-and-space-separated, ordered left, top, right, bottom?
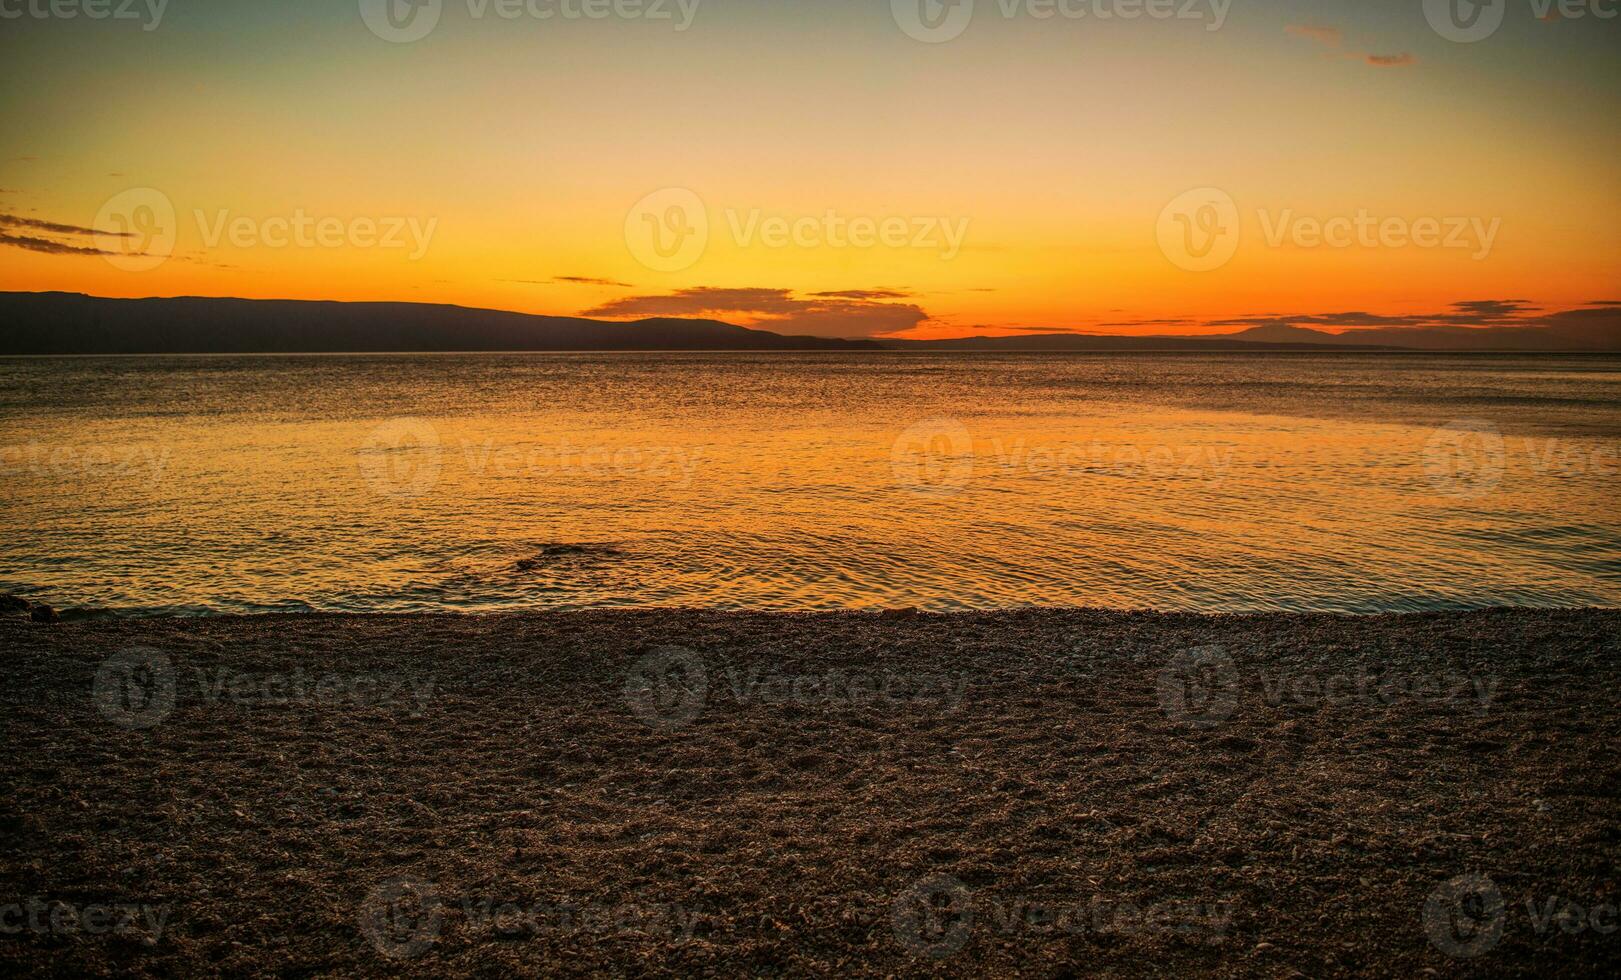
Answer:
1, 0, 1617, 339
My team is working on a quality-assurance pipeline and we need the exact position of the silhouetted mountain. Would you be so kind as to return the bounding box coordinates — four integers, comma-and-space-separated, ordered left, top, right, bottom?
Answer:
0, 293, 883, 354
6, 292, 1612, 355
1210, 317, 1621, 351
876, 333, 1398, 352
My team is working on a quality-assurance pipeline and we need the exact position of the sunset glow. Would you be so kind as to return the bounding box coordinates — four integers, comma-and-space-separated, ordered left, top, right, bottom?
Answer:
2, 0, 1616, 339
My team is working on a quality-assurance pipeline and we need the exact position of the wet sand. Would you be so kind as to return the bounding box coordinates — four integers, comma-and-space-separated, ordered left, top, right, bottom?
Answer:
1, 608, 1617, 977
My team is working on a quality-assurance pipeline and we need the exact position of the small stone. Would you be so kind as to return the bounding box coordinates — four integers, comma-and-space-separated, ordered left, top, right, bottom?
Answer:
0, 594, 31, 615
29, 604, 59, 623
880, 607, 920, 619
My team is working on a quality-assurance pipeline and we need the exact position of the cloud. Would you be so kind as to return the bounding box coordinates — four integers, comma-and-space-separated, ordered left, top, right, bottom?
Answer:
554, 275, 633, 287
0, 212, 132, 238
582, 286, 931, 338
808, 288, 913, 300
0, 211, 143, 257
1286, 24, 1341, 47
1287, 25, 1414, 69
0, 231, 119, 256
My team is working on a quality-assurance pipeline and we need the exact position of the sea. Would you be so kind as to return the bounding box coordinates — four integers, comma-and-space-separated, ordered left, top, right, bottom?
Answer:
1, 352, 1617, 615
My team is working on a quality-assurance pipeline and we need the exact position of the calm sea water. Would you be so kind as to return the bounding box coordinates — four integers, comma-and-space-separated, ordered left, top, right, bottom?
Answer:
1, 353, 1617, 615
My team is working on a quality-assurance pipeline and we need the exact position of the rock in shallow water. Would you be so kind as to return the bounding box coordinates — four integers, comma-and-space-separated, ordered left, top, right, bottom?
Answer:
0, 595, 32, 615
29, 604, 59, 623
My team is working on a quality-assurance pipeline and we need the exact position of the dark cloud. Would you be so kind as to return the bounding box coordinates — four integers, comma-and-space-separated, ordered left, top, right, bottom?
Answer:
808, 289, 913, 300
0, 232, 118, 256
1366, 53, 1417, 68
583, 286, 930, 338
0, 212, 132, 238
554, 275, 633, 288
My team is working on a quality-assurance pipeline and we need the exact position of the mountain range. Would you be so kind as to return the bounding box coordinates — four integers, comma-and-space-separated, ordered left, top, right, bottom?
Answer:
1, 292, 1614, 354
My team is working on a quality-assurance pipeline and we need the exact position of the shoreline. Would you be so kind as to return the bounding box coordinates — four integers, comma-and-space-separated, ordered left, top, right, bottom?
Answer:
7, 602, 1619, 623
3, 607, 1618, 975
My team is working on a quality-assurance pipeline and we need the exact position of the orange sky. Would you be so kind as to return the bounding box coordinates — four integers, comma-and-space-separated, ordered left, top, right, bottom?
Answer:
1, 1, 1616, 338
